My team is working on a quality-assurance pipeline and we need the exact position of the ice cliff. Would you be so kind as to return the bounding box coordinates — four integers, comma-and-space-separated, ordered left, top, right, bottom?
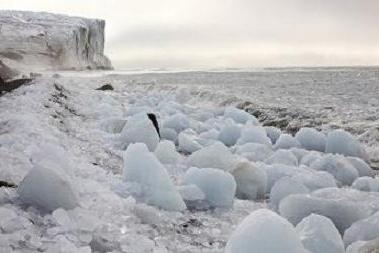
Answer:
0, 10, 112, 75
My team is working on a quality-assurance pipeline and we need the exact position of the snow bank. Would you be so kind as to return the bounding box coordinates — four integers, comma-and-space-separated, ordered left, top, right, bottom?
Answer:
183, 167, 236, 208
232, 161, 267, 200
295, 128, 326, 152
296, 214, 344, 253
18, 165, 79, 212
326, 129, 368, 160
225, 209, 309, 253
123, 143, 186, 211
121, 113, 160, 152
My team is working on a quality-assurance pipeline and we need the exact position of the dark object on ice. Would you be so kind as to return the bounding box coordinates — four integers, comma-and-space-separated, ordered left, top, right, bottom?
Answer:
0, 77, 32, 93
0, 60, 18, 81
0, 180, 16, 188
96, 84, 114, 91
147, 113, 161, 138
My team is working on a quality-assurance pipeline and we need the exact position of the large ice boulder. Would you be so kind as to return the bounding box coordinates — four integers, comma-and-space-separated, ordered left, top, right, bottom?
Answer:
310, 154, 359, 185
0, 10, 112, 72
123, 143, 186, 211
183, 167, 236, 208
347, 157, 374, 177
295, 128, 326, 152
121, 113, 160, 152
225, 209, 309, 253
232, 161, 267, 200
237, 126, 272, 146
154, 140, 180, 164
218, 122, 241, 147
295, 214, 345, 253
274, 134, 301, 150
187, 142, 236, 171
265, 149, 299, 166
270, 177, 309, 210
224, 107, 258, 124
162, 113, 190, 133
279, 188, 379, 233
325, 129, 368, 160
18, 165, 79, 212
343, 211, 379, 246
352, 177, 379, 192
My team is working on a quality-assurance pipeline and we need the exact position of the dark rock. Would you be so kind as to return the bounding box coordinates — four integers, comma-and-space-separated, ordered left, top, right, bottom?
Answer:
95, 84, 114, 91
0, 180, 16, 188
0, 78, 32, 93
147, 113, 160, 138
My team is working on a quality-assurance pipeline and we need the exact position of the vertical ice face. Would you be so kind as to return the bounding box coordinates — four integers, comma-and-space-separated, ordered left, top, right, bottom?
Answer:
0, 10, 112, 72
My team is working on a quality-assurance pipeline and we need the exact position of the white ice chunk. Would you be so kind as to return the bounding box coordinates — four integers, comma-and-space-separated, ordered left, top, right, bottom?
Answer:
183, 167, 236, 208
343, 211, 379, 246
18, 165, 79, 212
300, 151, 322, 166
237, 126, 272, 146
225, 209, 309, 253
352, 177, 379, 192
263, 164, 297, 193
162, 113, 190, 133
187, 142, 236, 171
295, 128, 326, 152
218, 122, 241, 147
265, 126, 282, 144
160, 127, 178, 143
296, 214, 344, 253
232, 161, 267, 200
290, 168, 337, 192
274, 134, 301, 150
178, 130, 203, 154
346, 239, 379, 253
154, 140, 180, 164
224, 107, 258, 125
178, 184, 205, 201
290, 148, 310, 162
235, 143, 273, 162
326, 129, 368, 160
120, 113, 159, 151
123, 143, 186, 211
265, 149, 299, 166
270, 177, 309, 210
347, 157, 374, 177
310, 154, 359, 185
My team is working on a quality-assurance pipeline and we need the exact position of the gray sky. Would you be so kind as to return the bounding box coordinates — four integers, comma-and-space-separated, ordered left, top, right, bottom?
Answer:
1, 0, 379, 69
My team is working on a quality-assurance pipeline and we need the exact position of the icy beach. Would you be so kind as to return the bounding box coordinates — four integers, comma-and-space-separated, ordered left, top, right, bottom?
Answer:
0, 68, 379, 253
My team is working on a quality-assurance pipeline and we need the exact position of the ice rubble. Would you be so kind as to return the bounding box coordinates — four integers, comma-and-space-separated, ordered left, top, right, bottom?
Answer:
120, 113, 160, 151
279, 188, 379, 233
295, 214, 345, 253
183, 167, 236, 208
237, 125, 272, 146
123, 143, 186, 211
154, 140, 181, 164
274, 134, 301, 150
225, 209, 309, 253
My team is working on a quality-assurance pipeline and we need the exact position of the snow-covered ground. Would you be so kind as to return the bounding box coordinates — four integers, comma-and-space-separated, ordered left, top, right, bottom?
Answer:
0, 68, 378, 252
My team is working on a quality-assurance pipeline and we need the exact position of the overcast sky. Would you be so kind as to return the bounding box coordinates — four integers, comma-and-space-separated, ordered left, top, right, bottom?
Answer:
1, 0, 379, 69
